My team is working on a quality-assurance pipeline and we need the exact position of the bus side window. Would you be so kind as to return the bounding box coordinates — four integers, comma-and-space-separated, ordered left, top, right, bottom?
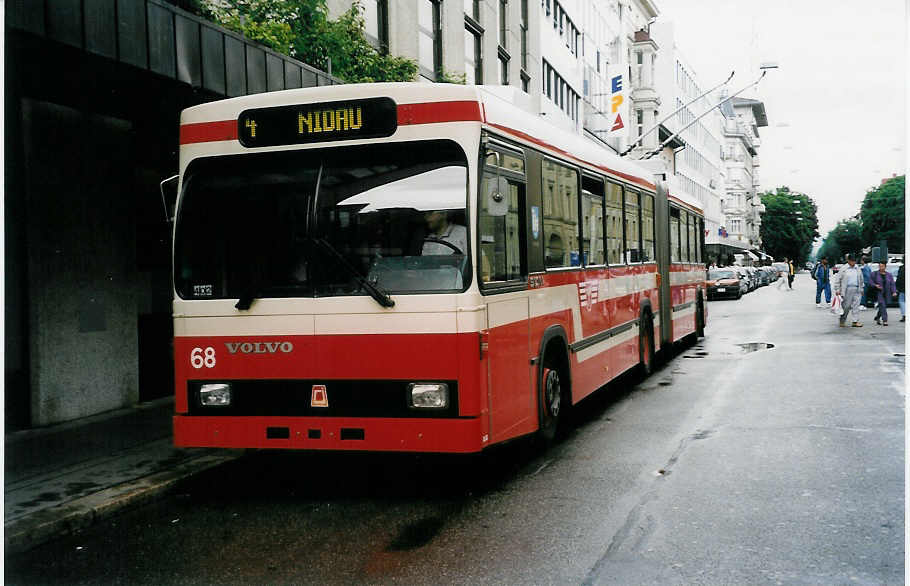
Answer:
698, 217, 705, 264
669, 207, 680, 263
606, 181, 623, 265
480, 156, 526, 284
624, 188, 641, 263
581, 174, 605, 266
682, 210, 690, 262
689, 213, 698, 263
541, 159, 580, 268
642, 193, 655, 262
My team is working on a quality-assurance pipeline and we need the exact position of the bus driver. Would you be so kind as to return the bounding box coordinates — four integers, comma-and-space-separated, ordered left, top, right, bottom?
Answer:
422, 210, 467, 255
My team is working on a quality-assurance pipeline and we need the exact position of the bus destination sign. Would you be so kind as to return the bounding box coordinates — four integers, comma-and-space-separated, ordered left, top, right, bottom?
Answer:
238, 97, 397, 147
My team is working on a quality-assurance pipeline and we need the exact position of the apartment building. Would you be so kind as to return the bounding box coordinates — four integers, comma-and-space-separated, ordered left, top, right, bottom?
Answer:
649, 22, 735, 264
720, 97, 768, 251
331, 0, 659, 147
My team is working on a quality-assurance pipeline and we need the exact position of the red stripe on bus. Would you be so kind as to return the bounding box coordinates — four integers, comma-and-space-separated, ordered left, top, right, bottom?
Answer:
178, 101, 484, 145
180, 121, 238, 144
397, 101, 485, 125
486, 122, 656, 192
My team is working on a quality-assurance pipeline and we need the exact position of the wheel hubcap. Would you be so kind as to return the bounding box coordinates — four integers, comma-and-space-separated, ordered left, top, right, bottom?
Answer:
545, 370, 561, 418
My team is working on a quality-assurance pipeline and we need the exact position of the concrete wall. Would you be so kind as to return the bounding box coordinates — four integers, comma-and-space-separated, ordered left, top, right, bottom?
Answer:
22, 100, 140, 425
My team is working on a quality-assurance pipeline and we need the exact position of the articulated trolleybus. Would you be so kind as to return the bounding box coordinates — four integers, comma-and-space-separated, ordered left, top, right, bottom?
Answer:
172, 83, 706, 453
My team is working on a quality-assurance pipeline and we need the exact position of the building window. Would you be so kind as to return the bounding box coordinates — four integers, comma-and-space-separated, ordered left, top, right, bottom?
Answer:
419, 0, 442, 80
520, 0, 528, 71
464, 0, 479, 20
363, 0, 389, 51
499, 50, 510, 84
465, 27, 482, 84
542, 60, 579, 121
499, 0, 508, 48
636, 109, 644, 137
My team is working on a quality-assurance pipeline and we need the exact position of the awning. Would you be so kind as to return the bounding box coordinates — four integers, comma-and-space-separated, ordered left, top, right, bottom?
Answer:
745, 251, 759, 261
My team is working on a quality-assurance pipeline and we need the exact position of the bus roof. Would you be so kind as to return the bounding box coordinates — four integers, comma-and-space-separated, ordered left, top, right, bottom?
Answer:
180, 82, 692, 202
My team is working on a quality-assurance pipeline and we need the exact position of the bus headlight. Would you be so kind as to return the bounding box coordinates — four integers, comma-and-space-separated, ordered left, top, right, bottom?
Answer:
408, 383, 449, 409
199, 383, 232, 406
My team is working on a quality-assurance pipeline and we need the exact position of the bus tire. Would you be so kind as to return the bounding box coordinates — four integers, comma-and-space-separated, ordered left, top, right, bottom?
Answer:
537, 358, 566, 446
638, 314, 655, 377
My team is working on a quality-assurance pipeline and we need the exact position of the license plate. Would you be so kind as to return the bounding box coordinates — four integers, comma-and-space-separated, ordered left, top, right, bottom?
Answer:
717, 288, 726, 292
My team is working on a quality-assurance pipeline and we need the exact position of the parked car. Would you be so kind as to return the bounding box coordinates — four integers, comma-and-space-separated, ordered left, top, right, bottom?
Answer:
735, 267, 753, 293
864, 263, 901, 308
741, 267, 757, 291
707, 268, 744, 300
755, 267, 771, 286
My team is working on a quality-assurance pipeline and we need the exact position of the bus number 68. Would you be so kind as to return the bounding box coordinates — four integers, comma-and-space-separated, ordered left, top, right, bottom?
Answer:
190, 347, 216, 369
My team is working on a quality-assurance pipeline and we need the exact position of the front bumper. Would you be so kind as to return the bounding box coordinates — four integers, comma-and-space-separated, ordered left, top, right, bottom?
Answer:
173, 415, 485, 453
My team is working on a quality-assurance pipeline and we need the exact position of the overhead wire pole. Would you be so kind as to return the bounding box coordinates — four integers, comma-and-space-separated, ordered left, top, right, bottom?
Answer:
619, 70, 735, 157
638, 69, 771, 161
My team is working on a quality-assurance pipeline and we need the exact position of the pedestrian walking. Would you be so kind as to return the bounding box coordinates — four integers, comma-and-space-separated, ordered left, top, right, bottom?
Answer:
869, 261, 897, 326
897, 262, 905, 322
814, 258, 831, 306
835, 254, 864, 327
787, 258, 795, 289
777, 258, 791, 291
859, 256, 872, 310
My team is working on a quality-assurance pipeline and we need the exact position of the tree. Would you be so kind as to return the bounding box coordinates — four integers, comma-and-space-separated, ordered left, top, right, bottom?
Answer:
817, 218, 863, 263
193, 0, 417, 83
759, 186, 820, 266
860, 175, 904, 253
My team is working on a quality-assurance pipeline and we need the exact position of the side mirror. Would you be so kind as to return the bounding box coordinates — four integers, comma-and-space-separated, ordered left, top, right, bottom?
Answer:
485, 176, 510, 217
159, 174, 179, 223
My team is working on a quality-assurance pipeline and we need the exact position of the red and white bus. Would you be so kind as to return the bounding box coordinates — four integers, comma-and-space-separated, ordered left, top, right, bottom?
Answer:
171, 83, 706, 453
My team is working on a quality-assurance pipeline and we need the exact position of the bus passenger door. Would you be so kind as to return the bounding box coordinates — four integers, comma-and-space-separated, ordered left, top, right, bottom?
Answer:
478, 143, 532, 443
487, 298, 531, 443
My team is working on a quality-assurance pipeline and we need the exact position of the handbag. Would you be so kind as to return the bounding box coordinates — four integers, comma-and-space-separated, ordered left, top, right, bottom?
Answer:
830, 294, 843, 316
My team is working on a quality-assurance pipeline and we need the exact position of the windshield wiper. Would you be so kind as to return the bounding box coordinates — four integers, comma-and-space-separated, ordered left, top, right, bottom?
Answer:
309, 237, 395, 308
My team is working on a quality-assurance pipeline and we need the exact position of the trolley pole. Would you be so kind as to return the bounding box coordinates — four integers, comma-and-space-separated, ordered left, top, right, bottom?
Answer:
638, 67, 774, 161
619, 71, 735, 158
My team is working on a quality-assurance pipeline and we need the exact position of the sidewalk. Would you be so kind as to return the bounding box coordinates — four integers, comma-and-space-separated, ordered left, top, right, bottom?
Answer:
4, 397, 241, 554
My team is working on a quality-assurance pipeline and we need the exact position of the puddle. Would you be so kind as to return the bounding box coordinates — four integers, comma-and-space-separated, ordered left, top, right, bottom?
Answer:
387, 516, 446, 551
736, 342, 775, 353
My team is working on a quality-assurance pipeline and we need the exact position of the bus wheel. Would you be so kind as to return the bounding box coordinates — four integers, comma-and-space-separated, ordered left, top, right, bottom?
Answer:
638, 315, 655, 376
696, 297, 705, 338
537, 364, 563, 445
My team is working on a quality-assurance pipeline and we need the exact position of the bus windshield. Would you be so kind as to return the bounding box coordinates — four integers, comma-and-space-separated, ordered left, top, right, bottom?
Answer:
175, 140, 470, 302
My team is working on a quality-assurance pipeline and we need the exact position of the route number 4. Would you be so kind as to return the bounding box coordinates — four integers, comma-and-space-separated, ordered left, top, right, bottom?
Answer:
191, 347, 216, 369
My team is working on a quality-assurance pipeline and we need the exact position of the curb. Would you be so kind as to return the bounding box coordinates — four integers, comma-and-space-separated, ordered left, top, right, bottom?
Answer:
5, 451, 243, 555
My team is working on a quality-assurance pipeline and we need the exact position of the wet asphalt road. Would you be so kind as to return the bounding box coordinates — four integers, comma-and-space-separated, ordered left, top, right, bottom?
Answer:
6, 276, 905, 585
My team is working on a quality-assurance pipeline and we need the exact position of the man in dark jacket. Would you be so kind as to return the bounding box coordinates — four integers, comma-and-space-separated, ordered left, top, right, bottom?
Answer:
869, 262, 897, 326
897, 262, 905, 322
814, 258, 831, 307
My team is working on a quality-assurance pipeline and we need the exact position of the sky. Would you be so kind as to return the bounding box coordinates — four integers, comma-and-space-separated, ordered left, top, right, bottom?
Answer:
657, 0, 907, 236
